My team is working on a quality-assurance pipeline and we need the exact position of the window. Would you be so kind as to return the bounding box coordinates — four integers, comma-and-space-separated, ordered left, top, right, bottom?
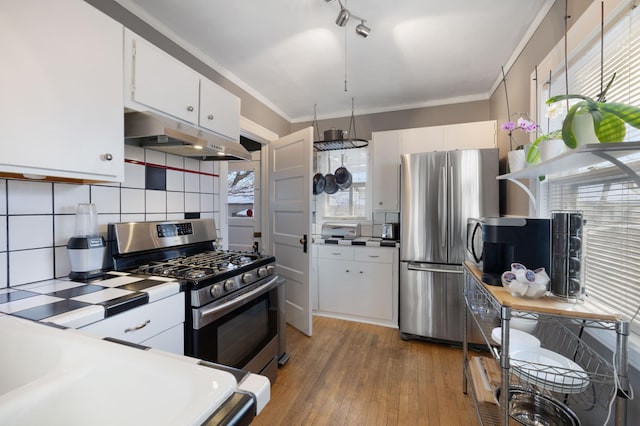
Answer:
316, 147, 369, 219
534, 1, 640, 336
228, 170, 254, 217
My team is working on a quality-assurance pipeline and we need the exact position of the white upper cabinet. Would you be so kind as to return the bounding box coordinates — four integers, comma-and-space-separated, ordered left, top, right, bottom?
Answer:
124, 29, 200, 124
443, 120, 496, 150
401, 126, 445, 154
371, 131, 401, 212
0, 0, 124, 182
124, 29, 240, 142
199, 79, 241, 141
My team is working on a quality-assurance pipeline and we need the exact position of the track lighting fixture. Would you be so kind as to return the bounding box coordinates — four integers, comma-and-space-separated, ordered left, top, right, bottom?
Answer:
328, 0, 371, 37
355, 20, 370, 38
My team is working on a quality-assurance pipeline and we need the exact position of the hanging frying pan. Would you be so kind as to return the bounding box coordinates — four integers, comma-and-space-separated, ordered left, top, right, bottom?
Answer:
324, 173, 339, 194
313, 173, 326, 195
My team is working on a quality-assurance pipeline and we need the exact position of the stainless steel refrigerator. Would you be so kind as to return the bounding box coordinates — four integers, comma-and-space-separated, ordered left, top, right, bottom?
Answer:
400, 149, 498, 342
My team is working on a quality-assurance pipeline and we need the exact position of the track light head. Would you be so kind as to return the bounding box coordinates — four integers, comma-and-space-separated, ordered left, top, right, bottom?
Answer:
355, 21, 370, 38
336, 7, 350, 27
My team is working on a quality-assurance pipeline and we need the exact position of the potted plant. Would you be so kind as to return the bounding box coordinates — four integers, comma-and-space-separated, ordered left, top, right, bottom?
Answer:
546, 73, 640, 148
502, 115, 563, 168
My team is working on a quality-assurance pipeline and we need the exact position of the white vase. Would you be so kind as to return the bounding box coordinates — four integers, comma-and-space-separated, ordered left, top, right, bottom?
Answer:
572, 114, 599, 146
508, 150, 526, 172
539, 139, 566, 162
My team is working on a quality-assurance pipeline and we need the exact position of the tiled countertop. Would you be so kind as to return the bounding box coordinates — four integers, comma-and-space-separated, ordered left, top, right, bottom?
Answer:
312, 236, 400, 247
0, 272, 181, 328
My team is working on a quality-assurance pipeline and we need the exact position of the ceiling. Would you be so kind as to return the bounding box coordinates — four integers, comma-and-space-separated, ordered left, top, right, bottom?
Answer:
115, 0, 554, 123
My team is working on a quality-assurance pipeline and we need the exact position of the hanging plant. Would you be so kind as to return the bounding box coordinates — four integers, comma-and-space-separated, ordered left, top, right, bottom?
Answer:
546, 74, 640, 149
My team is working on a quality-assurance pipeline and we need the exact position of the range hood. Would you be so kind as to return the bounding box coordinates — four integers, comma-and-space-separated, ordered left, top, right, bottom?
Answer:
124, 111, 251, 161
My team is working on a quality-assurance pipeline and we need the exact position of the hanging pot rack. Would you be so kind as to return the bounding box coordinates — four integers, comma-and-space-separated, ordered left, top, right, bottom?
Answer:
312, 99, 368, 152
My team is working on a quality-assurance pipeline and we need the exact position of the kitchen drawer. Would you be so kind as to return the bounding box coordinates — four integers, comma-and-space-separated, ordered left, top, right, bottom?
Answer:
317, 244, 354, 260
81, 293, 184, 345
354, 247, 394, 264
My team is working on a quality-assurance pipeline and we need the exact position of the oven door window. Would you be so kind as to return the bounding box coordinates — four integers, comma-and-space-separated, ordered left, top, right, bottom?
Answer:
193, 292, 277, 369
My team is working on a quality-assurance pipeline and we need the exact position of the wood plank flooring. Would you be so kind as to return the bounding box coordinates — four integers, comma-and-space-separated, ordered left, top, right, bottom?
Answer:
252, 316, 479, 425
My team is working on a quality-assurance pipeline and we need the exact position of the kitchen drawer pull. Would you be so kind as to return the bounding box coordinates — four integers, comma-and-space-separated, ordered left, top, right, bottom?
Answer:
187, 105, 194, 112
124, 319, 150, 333
331, 252, 342, 256
207, 114, 214, 120
368, 255, 379, 258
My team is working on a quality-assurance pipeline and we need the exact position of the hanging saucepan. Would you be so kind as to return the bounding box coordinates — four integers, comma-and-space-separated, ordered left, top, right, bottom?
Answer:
324, 173, 339, 194
313, 173, 326, 195
335, 154, 352, 190
323, 128, 345, 141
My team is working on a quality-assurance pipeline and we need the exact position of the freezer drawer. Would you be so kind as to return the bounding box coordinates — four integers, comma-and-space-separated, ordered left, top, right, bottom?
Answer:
400, 262, 484, 343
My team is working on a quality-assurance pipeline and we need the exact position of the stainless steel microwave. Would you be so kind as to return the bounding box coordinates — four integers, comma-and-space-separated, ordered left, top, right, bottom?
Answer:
466, 218, 484, 267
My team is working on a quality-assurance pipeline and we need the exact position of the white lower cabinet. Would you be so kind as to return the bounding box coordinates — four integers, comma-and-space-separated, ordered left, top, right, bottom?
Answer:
81, 293, 185, 355
315, 245, 398, 328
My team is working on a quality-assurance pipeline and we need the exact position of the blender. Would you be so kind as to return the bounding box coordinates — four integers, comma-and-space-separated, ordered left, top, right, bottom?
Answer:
67, 203, 106, 281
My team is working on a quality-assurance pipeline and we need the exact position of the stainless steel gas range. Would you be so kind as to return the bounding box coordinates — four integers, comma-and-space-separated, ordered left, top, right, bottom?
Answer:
108, 219, 288, 384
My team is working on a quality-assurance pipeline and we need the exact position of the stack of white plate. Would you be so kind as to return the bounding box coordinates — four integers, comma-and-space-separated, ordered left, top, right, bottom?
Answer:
510, 348, 590, 394
491, 327, 541, 355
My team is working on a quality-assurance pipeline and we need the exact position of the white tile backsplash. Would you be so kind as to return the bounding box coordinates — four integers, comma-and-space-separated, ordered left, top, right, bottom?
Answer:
200, 193, 214, 213
0, 216, 6, 252
8, 216, 53, 251
54, 214, 75, 246
125, 144, 144, 162
121, 188, 145, 214
166, 169, 184, 192
0, 180, 6, 215
1, 154, 221, 287
167, 192, 184, 213
9, 248, 54, 286
146, 190, 166, 213
8, 180, 52, 214
55, 245, 71, 279
145, 148, 166, 166
166, 154, 184, 169
0, 253, 6, 286
185, 192, 200, 212
123, 162, 145, 189
200, 174, 214, 194
91, 185, 121, 214
185, 171, 200, 193
53, 183, 90, 214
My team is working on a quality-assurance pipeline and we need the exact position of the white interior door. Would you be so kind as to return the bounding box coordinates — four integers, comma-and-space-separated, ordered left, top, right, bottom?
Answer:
267, 127, 313, 336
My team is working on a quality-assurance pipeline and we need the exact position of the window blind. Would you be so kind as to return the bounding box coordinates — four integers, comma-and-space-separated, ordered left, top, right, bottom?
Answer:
541, 3, 640, 335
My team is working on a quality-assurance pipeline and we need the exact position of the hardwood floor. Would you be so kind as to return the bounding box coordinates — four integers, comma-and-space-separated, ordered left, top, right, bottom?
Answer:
252, 316, 479, 425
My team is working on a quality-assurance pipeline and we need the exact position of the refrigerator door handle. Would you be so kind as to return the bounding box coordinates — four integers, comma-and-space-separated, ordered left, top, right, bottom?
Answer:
440, 167, 447, 247
449, 165, 454, 248
407, 263, 463, 274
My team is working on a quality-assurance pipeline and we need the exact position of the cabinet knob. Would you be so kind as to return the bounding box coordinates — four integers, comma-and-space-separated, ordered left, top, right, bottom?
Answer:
379, 201, 383, 206
187, 105, 194, 112
102, 153, 113, 161
207, 114, 214, 120
346, 269, 350, 273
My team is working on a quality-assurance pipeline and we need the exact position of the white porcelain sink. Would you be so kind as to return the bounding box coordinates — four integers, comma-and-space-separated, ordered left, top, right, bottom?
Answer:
0, 315, 237, 425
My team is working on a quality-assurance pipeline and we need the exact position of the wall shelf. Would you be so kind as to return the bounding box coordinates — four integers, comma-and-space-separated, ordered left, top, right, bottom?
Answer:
498, 142, 640, 209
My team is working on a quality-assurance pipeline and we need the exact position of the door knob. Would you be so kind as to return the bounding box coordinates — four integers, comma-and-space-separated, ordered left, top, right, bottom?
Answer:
299, 234, 307, 253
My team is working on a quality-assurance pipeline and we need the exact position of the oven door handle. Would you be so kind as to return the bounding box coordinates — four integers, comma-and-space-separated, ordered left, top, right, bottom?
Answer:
196, 276, 285, 326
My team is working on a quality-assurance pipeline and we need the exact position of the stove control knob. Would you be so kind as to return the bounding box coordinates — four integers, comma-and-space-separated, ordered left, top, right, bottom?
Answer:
224, 279, 235, 291
257, 267, 268, 278
210, 284, 224, 298
242, 273, 253, 284
266, 265, 275, 275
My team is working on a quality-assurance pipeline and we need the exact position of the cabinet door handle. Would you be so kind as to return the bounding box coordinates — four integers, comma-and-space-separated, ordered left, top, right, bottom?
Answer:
124, 319, 150, 333
368, 255, 379, 258
331, 252, 341, 256
207, 114, 214, 120
346, 269, 350, 273
101, 153, 113, 161
187, 105, 194, 112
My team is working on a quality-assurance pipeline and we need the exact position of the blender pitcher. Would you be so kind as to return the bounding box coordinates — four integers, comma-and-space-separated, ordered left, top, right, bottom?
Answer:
67, 203, 106, 281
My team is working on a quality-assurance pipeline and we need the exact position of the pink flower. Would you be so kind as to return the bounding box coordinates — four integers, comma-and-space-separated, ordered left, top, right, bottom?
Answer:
501, 121, 516, 131
517, 117, 537, 132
